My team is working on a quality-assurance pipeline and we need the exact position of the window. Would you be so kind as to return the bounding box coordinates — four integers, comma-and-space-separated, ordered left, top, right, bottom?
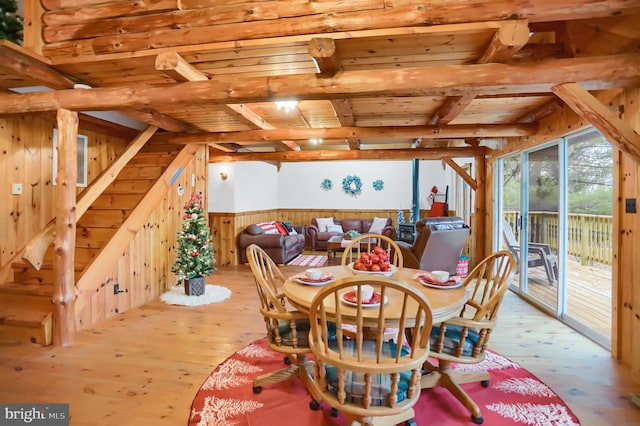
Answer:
52, 128, 88, 187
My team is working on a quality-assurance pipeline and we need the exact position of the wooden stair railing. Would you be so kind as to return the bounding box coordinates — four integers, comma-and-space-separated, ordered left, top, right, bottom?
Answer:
74, 143, 199, 314
21, 126, 158, 271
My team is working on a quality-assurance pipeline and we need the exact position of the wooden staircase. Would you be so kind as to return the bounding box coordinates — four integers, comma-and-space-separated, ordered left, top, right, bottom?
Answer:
0, 143, 181, 346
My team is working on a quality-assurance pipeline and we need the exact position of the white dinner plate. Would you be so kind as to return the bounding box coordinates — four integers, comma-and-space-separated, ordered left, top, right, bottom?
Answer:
348, 263, 396, 277
294, 276, 335, 286
340, 291, 388, 308
418, 277, 463, 290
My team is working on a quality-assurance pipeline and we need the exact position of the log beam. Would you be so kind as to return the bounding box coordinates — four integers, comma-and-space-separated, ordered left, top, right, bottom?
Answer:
209, 146, 488, 162
0, 42, 193, 131
443, 157, 477, 190
155, 51, 298, 151
516, 98, 564, 123
433, 20, 531, 125
52, 108, 78, 347
329, 98, 358, 150
309, 38, 341, 78
163, 123, 537, 144
0, 53, 635, 114
0, 41, 75, 89
552, 83, 640, 164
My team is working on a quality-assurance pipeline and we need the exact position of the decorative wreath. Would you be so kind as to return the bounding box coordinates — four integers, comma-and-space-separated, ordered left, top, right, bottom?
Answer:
373, 179, 384, 191
342, 175, 362, 196
321, 178, 333, 190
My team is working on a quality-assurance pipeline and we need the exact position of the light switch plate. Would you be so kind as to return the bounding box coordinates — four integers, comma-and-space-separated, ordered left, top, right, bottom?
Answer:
11, 183, 22, 195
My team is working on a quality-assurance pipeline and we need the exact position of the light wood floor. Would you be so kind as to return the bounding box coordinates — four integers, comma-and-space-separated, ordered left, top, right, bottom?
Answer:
1, 264, 639, 426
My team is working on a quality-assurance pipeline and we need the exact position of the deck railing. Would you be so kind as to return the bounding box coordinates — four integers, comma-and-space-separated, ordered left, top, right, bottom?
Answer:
504, 211, 613, 266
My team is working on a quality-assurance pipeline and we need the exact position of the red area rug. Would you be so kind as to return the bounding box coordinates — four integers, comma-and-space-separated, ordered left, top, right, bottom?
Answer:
189, 338, 580, 425
287, 254, 328, 267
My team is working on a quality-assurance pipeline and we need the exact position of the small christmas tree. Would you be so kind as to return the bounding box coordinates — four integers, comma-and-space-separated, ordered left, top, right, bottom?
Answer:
0, 0, 23, 45
172, 193, 215, 286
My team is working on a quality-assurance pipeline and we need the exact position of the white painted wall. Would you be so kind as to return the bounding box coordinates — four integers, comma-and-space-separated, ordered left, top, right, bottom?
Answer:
209, 159, 474, 213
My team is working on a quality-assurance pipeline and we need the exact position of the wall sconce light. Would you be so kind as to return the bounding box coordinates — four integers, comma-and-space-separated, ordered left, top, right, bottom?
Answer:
220, 172, 228, 180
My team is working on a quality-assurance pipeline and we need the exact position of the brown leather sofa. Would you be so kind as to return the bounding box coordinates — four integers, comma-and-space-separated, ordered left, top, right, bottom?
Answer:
239, 224, 305, 264
306, 218, 396, 250
397, 217, 470, 274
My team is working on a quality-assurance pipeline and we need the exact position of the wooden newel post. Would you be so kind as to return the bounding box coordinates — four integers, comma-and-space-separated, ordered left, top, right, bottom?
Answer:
53, 109, 79, 347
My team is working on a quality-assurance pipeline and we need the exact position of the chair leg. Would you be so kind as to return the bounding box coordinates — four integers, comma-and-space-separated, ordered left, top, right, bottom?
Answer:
438, 372, 484, 423
252, 364, 299, 392
421, 360, 485, 423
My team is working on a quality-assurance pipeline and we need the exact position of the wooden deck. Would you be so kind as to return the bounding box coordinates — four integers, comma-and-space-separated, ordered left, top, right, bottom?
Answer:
513, 258, 612, 339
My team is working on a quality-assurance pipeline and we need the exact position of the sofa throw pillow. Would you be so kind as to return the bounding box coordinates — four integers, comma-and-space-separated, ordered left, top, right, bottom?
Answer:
256, 221, 280, 235
316, 217, 335, 232
327, 224, 344, 233
368, 217, 388, 234
245, 224, 265, 235
275, 222, 289, 235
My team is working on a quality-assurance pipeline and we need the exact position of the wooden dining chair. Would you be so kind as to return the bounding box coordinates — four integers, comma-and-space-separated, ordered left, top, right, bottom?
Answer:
308, 275, 433, 426
245, 244, 319, 398
341, 233, 404, 270
421, 250, 516, 424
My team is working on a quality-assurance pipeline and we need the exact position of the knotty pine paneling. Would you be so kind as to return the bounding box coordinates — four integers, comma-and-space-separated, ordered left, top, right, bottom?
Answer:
0, 114, 128, 267
615, 88, 640, 381
77, 145, 208, 331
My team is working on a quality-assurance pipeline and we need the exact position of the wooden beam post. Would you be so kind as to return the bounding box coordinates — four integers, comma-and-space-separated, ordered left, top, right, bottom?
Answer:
474, 153, 487, 265
52, 109, 79, 347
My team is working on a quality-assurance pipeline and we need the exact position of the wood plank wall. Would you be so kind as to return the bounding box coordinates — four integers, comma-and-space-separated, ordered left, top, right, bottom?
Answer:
0, 114, 129, 267
494, 87, 640, 380
77, 145, 208, 330
209, 208, 463, 266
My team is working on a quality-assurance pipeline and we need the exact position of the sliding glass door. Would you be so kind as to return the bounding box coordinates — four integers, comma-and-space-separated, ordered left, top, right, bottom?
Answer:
496, 127, 613, 348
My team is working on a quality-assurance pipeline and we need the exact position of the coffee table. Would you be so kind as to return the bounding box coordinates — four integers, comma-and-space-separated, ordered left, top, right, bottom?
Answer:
326, 235, 375, 263
326, 236, 346, 262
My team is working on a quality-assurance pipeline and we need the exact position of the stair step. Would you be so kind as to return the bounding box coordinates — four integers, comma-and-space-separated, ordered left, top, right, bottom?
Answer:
0, 307, 52, 346
0, 281, 53, 297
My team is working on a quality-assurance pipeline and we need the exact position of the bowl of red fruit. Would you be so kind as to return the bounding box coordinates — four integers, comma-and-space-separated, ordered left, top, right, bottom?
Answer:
348, 246, 397, 277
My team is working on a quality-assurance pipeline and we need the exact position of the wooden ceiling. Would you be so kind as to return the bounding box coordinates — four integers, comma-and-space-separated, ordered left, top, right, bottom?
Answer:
1, 0, 639, 162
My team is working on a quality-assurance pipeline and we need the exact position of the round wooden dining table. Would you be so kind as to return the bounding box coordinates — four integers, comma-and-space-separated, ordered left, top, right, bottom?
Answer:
283, 265, 468, 324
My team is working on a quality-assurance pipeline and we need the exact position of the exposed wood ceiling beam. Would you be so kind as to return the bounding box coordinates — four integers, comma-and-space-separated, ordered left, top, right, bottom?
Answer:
1, 53, 635, 114
442, 157, 477, 190
516, 98, 564, 123
309, 38, 360, 151
332, 100, 359, 149
431, 20, 531, 125
0, 41, 75, 89
309, 38, 340, 78
158, 123, 537, 144
154, 51, 298, 151
0, 42, 195, 132
552, 82, 640, 164
77, 1, 640, 55
210, 147, 489, 163
121, 108, 200, 132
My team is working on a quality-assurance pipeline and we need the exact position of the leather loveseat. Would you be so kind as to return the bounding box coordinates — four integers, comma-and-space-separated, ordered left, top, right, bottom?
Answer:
397, 217, 470, 274
239, 224, 305, 264
306, 217, 396, 250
